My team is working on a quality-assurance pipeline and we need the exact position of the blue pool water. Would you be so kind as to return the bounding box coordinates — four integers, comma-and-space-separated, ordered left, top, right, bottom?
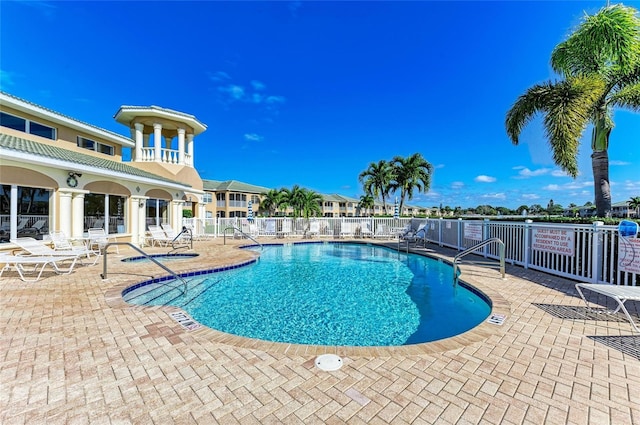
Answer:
123, 243, 491, 346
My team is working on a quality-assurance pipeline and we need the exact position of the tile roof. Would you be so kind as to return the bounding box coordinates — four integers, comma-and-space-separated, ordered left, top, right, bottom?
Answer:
203, 179, 271, 193
0, 132, 186, 186
1, 91, 133, 144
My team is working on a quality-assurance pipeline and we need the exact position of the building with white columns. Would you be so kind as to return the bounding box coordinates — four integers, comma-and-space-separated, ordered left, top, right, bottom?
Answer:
0, 91, 208, 247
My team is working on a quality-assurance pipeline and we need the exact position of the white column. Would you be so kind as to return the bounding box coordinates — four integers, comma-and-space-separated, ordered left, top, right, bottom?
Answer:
172, 200, 185, 232
153, 122, 163, 162
134, 122, 144, 162
59, 191, 73, 236
9, 185, 18, 241
186, 133, 194, 167
177, 128, 186, 165
71, 192, 86, 238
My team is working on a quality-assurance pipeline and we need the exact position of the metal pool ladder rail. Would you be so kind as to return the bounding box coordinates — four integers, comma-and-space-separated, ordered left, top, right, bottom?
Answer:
453, 237, 505, 284
223, 226, 263, 250
100, 242, 189, 295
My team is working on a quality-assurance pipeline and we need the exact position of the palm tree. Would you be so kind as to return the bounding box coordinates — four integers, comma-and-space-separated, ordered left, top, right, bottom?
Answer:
259, 189, 281, 217
358, 160, 394, 214
280, 185, 306, 218
300, 189, 323, 219
358, 194, 375, 217
629, 196, 640, 218
390, 153, 434, 213
506, 4, 640, 217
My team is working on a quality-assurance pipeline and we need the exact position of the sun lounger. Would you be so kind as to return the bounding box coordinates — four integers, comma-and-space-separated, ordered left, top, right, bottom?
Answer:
0, 253, 78, 282
575, 283, 640, 333
277, 220, 292, 238
147, 225, 173, 246
88, 228, 119, 253
339, 222, 354, 238
50, 231, 101, 265
306, 220, 320, 238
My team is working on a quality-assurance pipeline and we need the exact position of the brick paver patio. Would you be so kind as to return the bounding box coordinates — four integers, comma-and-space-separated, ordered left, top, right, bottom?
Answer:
1, 238, 638, 424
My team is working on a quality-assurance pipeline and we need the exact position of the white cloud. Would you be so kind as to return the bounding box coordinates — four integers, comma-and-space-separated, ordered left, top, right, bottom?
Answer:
551, 169, 570, 177
265, 95, 286, 104
543, 184, 561, 191
515, 167, 550, 178
610, 160, 631, 166
244, 133, 263, 142
434, 164, 445, 169
251, 80, 266, 91
481, 193, 506, 200
451, 181, 464, 189
522, 194, 540, 200
218, 84, 245, 100
209, 71, 231, 82
475, 175, 496, 183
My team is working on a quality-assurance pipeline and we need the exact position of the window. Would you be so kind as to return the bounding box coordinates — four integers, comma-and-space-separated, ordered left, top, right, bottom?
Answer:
202, 193, 213, 204
250, 195, 260, 204
229, 193, 246, 208
0, 112, 26, 132
77, 136, 114, 156
216, 193, 226, 207
0, 184, 51, 242
0, 112, 56, 140
85, 193, 128, 233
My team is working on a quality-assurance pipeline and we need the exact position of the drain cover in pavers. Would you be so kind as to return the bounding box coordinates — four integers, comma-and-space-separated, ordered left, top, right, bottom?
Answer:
315, 354, 343, 371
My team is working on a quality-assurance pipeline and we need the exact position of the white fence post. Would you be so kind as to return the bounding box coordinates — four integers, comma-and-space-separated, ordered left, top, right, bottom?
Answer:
591, 221, 604, 283
523, 219, 532, 270
457, 218, 463, 251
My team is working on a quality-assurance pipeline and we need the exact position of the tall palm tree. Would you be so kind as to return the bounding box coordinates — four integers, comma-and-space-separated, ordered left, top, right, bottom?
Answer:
629, 196, 640, 218
300, 189, 323, 219
358, 194, 375, 217
280, 185, 306, 218
390, 153, 434, 213
506, 4, 640, 217
259, 189, 281, 217
358, 160, 394, 214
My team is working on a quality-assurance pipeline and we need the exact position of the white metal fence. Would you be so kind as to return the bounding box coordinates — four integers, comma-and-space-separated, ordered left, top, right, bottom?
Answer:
183, 217, 639, 287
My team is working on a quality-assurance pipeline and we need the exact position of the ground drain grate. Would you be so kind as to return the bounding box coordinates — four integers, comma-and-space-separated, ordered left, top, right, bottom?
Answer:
169, 311, 201, 331
587, 335, 640, 361
315, 354, 343, 371
487, 313, 506, 325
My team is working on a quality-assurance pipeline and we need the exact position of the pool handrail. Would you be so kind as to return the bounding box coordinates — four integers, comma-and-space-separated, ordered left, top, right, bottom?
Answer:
169, 226, 193, 253
223, 226, 263, 250
100, 242, 189, 295
453, 237, 505, 285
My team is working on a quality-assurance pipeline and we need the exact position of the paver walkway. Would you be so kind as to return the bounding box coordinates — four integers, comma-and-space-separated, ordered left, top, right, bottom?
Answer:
1, 238, 638, 424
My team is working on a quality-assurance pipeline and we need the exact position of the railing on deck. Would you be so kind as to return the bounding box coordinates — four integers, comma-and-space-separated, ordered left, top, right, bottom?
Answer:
183, 216, 638, 286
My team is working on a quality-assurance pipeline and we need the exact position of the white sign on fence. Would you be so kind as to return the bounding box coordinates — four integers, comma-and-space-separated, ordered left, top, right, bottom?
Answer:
619, 238, 640, 274
532, 228, 575, 256
464, 223, 483, 241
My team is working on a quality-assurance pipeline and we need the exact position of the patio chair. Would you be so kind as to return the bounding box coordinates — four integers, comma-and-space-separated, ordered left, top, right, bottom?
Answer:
339, 222, 354, 238
10, 237, 83, 260
277, 220, 292, 238
239, 221, 259, 238
147, 225, 173, 247
360, 221, 374, 238
575, 283, 640, 333
88, 228, 119, 254
161, 223, 191, 243
306, 220, 320, 238
49, 231, 101, 266
263, 219, 277, 237
373, 224, 393, 239
0, 253, 79, 282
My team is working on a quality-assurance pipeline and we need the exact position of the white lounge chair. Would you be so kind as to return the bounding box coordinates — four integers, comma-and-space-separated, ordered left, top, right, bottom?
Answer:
147, 225, 173, 247
306, 220, 320, 238
50, 231, 101, 265
263, 219, 277, 237
0, 253, 78, 282
277, 220, 292, 238
575, 283, 640, 333
88, 228, 119, 253
360, 221, 374, 238
10, 237, 82, 259
161, 223, 191, 243
373, 224, 393, 239
339, 222, 354, 238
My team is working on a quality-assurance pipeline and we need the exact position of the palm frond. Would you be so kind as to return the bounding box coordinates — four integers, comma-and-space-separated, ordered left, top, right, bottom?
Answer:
505, 82, 557, 144
551, 4, 640, 77
610, 82, 640, 111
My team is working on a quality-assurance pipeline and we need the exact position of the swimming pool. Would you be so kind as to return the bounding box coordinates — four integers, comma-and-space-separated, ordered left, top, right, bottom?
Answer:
123, 242, 492, 346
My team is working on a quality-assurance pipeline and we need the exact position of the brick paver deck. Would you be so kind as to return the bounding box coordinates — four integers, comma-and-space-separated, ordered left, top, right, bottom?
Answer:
1, 238, 638, 424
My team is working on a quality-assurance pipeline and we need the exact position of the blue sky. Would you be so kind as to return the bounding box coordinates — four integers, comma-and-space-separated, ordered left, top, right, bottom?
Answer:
1, 1, 639, 209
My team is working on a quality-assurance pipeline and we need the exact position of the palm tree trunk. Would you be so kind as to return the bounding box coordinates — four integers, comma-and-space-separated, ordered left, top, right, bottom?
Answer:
592, 150, 611, 217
